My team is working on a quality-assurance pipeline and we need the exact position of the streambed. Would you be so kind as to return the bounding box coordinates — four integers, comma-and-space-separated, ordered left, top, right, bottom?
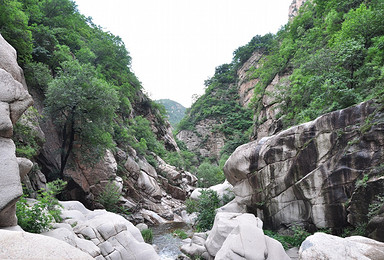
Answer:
151, 222, 193, 259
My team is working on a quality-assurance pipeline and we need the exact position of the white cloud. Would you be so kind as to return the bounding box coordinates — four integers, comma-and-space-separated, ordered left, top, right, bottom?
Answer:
75, 0, 293, 107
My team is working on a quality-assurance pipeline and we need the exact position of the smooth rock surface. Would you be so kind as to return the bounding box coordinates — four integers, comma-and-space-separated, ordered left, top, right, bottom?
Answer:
299, 233, 384, 260
0, 229, 93, 260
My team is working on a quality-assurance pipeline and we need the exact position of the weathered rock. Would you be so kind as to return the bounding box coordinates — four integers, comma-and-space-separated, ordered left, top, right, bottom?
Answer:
137, 170, 163, 199
0, 34, 33, 227
43, 227, 102, 258
366, 201, 384, 242
17, 157, 33, 179
299, 233, 384, 260
57, 201, 160, 260
156, 155, 182, 183
347, 172, 384, 234
217, 199, 246, 214
181, 232, 210, 258
205, 212, 263, 257
224, 101, 384, 230
0, 57, 33, 124
215, 221, 290, 260
65, 149, 118, 202
0, 138, 22, 227
159, 175, 187, 200
0, 101, 12, 137
0, 229, 93, 260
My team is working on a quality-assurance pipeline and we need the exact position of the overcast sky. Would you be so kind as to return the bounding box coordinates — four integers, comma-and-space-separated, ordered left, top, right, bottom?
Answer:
74, 0, 293, 107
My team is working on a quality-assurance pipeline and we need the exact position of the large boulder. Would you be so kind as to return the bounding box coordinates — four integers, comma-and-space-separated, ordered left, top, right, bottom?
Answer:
215, 222, 290, 260
182, 212, 289, 259
224, 100, 384, 230
299, 232, 384, 259
0, 229, 93, 260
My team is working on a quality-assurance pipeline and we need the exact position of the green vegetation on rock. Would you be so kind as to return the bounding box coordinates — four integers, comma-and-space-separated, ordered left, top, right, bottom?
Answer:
250, 0, 384, 128
16, 180, 67, 233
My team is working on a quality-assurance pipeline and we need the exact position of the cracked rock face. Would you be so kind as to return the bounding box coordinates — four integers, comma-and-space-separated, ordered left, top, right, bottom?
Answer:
224, 100, 384, 230
0, 34, 33, 227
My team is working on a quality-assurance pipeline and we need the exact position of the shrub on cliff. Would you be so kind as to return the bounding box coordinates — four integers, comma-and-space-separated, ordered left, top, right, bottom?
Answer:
195, 189, 220, 231
16, 180, 67, 233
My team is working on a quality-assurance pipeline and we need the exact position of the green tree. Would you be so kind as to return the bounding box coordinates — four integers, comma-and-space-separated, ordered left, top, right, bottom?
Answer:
0, 0, 32, 64
196, 162, 225, 188
45, 60, 118, 176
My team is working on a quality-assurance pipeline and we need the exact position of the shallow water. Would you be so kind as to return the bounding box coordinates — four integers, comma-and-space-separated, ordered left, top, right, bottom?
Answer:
151, 222, 192, 260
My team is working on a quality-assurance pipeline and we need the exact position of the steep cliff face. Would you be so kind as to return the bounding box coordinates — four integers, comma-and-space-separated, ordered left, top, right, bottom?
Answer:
0, 34, 33, 227
224, 100, 384, 231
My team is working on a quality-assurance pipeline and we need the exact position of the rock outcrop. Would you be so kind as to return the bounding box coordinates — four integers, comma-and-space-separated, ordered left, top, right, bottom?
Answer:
0, 34, 33, 227
224, 100, 384, 230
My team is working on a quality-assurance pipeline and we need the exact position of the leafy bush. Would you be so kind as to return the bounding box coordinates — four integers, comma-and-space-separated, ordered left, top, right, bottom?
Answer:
196, 162, 225, 188
368, 194, 384, 220
185, 198, 198, 214
141, 228, 153, 244
16, 180, 67, 233
96, 182, 121, 213
195, 190, 220, 232
264, 225, 310, 249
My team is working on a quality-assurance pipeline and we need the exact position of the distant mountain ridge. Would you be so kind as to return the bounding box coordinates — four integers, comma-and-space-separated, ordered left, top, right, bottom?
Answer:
156, 99, 187, 127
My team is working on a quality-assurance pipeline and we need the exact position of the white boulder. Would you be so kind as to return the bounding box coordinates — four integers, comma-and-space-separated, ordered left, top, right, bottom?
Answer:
0, 229, 93, 260
299, 232, 384, 260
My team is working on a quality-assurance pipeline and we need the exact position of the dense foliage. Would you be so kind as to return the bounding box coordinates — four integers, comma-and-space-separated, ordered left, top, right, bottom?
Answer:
16, 180, 67, 233
250, 0, 384, 128
0, 0, 188, 175
194, 190, 221, 231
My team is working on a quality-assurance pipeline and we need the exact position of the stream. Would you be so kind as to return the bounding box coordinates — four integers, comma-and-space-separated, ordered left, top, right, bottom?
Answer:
151, 222, 193, 259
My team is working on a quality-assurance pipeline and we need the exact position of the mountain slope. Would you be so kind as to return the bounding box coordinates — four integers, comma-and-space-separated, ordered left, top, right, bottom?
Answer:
156, 99, 186, 127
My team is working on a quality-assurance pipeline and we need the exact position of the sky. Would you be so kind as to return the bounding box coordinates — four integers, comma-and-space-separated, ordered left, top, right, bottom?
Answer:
74, 0, 293, 107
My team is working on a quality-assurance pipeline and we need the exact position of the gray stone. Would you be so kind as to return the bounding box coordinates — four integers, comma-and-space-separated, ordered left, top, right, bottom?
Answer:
0, 138, 22, 227
205, 212, 263, 257
299, 233, 384, 260
0, 101, 12, 137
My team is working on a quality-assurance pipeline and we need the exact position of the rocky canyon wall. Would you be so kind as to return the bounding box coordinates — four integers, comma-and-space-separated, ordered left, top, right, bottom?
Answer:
224, 100, 384, 231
